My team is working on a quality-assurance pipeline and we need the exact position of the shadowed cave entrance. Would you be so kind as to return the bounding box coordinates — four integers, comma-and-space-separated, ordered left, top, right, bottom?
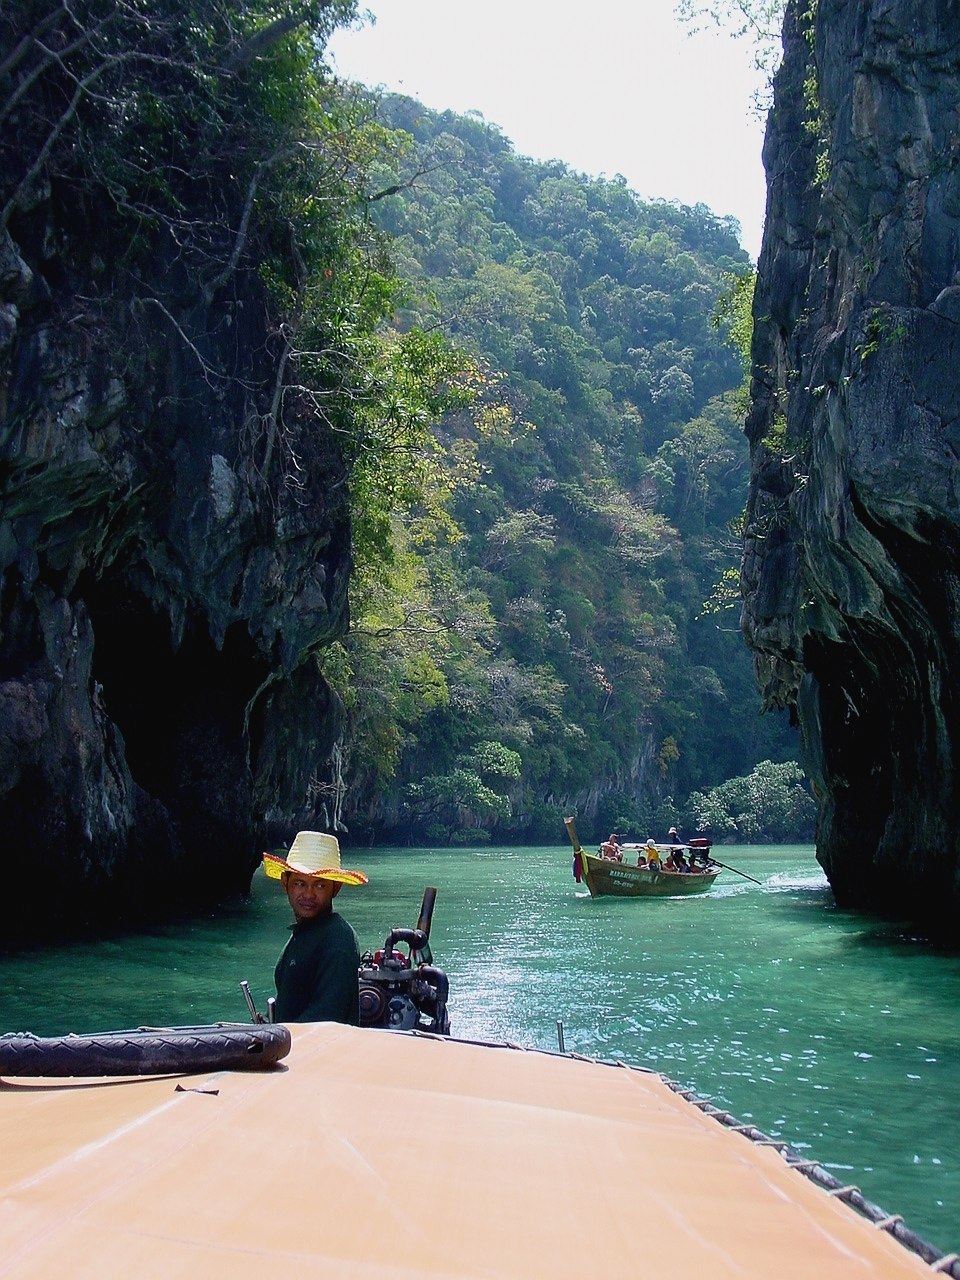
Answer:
84, 576, 271, 907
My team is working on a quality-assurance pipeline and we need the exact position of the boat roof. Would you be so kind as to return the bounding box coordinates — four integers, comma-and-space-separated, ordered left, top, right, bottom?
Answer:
0, 1024, 932, 1278
621, 842, 693, 849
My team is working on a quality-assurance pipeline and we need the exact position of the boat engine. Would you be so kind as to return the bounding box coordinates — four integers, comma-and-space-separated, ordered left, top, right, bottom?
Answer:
687, 836, 714, 867
358, 887, 451, 1035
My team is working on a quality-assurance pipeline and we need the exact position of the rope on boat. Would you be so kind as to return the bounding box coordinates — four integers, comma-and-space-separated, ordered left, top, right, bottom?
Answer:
399, 1029, 959, 1276
875, 1215, 905, 1232
656, 1075, 960, 1276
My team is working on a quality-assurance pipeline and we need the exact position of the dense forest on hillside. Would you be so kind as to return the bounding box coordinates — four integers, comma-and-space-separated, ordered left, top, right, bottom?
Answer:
328, 94, 801, 844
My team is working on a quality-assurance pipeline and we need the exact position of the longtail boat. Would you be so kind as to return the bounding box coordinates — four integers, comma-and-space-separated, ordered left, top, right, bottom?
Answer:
0, 1022, 951, 1278
564, 816, 720, 897
578, 845, 720, 896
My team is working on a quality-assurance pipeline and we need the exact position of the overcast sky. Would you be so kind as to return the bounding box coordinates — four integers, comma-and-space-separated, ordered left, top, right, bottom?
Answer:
328, 1, 771, 259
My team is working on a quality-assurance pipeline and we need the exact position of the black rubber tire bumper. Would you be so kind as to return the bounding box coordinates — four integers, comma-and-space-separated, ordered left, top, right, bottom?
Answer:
0, 1023, 291, 1076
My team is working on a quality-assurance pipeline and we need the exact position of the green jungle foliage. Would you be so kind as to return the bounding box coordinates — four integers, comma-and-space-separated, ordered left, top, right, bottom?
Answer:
329, 95, 801, 845
684, 760, 816, 843
1, 1, 475, 615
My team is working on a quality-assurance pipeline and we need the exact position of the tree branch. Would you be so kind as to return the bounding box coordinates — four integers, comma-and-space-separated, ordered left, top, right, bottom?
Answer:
204, 146, 296, 299
0, 23, 98, 126
0, 4, 66, 81
219, 2, 334, 75
140, 295, 227, 386
366, 166, 436, 205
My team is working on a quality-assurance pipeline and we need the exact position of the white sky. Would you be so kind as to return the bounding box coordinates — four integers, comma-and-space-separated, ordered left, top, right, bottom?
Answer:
328, 1, 770, 259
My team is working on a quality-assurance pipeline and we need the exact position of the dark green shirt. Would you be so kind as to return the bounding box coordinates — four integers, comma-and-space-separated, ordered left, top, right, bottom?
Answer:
274, 910, 360, 1024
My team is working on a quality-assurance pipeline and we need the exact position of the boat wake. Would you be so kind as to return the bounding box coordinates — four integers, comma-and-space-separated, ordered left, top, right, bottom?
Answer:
711, 882, 752, 899
763, 870, 830, 893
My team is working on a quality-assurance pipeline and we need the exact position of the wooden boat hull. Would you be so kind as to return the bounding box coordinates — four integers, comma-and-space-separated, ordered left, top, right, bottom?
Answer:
581, 850, 719, 897
0, 1023, 937, 1279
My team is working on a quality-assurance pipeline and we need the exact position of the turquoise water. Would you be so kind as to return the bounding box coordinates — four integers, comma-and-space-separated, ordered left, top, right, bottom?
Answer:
1, 843, 958, 1249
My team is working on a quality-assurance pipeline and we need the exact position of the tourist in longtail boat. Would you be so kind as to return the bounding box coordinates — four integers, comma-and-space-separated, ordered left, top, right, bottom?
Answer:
600, 833, 623, 861
644, 838, 662, 867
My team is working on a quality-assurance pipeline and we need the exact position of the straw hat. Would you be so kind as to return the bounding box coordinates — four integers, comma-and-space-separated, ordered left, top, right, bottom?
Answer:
262, 831, 368, 887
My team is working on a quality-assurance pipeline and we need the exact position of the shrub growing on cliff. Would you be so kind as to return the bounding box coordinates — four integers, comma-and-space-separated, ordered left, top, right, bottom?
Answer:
675, 1, 787, 107
684, 759, 815, 842
1, 0, 468, 516
405, 741, 521, 844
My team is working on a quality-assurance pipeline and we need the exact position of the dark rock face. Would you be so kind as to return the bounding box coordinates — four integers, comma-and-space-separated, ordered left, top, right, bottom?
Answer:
0, 213, 350, 943
744, 0, 960, 928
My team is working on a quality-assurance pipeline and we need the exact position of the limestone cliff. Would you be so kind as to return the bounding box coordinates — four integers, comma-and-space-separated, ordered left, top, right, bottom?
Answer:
0, 213, 350, 942
744, 0, 960, 927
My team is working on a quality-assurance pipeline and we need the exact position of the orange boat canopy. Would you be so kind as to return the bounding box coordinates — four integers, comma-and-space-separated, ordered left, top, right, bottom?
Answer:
0, 1024, 934, 1278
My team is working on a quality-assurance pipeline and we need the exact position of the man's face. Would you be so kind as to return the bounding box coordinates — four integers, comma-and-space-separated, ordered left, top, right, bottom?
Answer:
284, 873, 339, 922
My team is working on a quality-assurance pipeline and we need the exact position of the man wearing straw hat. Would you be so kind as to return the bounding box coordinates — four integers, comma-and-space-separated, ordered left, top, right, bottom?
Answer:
262, 831, 368, 1025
